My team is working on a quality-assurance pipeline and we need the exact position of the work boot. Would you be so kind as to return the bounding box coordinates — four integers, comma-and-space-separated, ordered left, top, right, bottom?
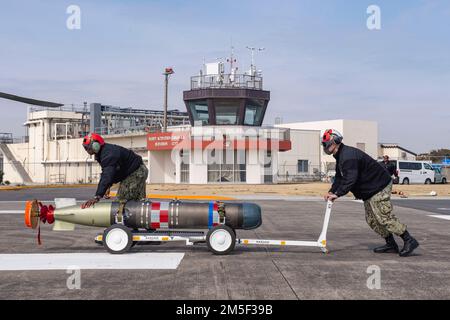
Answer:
399, 230, 419, 257
373, 234, 399, 253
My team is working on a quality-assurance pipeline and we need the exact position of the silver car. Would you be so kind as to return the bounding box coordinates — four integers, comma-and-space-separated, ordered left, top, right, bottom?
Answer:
434, 167, 447, 184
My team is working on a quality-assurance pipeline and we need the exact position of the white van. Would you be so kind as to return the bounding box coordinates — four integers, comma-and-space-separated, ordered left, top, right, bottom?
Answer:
394, 161, 435, 185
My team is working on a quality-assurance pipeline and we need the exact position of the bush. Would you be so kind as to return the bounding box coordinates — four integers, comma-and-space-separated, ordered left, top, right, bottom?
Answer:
4, 180, 10, 185
0, 170, 3, 184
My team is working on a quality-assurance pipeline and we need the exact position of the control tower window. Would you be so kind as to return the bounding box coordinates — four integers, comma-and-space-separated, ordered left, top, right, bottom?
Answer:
215, 100, 240, 125
244, 99, 264, 126
188, 101, 209, 125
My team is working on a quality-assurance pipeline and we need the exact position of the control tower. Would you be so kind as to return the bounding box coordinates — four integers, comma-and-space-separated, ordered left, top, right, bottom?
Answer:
183, 60, 269, 127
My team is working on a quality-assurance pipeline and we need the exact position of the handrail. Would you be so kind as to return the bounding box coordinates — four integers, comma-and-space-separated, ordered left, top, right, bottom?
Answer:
191, 74, 263, 90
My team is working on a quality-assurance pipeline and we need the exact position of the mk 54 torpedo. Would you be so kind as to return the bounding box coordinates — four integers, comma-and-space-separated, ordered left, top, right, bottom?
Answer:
24, 198, 333, 255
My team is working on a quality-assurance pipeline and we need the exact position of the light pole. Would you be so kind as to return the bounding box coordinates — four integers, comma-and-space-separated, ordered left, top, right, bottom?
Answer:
163, 67, 174, 132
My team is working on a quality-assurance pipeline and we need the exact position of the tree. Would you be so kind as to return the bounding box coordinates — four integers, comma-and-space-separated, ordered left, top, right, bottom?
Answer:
417, 149, 450, 163
430, 149, 450, 157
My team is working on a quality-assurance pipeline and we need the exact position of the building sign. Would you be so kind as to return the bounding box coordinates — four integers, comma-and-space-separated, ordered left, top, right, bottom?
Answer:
147, 132, 291, 152
147, 132, 189, 151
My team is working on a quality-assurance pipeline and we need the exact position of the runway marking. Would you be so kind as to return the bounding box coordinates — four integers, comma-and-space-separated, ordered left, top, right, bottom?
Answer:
0, 210, 23, 214
0, 253, 185, 270
428, 215, 450, 221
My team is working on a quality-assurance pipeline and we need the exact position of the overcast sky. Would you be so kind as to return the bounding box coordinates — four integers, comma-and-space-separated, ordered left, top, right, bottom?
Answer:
0, 0, 449, 153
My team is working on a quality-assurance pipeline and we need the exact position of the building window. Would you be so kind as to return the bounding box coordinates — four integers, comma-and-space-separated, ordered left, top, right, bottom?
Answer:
263, 150, 273, 183
188, 101, 209, 125
356, 143, 366, 152
214, 100, 240, 125
244, 99, 265, 126
297, 160, 309, 173
207, 149, 246, 183
180, 150, 190, 183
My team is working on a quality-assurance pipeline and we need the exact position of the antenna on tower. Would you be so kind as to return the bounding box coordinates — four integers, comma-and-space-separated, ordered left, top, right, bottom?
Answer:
227, 40, 238, 84
227, 39, 237, 71
245, 46, 265, 76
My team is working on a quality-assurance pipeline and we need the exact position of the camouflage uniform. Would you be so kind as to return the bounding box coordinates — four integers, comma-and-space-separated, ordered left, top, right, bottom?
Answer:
116, 164, 148, 201
364, 182, 407, 238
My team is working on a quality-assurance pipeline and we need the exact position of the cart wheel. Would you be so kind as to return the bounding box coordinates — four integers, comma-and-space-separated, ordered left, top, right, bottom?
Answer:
206, 225, 236, 255
103, 224, 133, 254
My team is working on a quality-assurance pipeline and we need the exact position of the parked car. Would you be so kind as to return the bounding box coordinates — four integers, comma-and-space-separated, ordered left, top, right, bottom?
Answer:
390, 160, 435, 185
433, 167, 447, 184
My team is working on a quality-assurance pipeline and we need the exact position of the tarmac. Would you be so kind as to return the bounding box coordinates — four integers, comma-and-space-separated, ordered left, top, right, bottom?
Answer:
0, 187, 450, 299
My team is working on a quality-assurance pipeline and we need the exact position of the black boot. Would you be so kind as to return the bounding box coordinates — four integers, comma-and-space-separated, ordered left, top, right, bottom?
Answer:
373, 234, 399, 253
399, 230, 419, 257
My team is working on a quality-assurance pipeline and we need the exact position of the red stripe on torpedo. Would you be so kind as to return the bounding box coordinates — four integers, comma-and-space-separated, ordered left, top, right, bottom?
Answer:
151, 222, 160, 229
151, 202, 160, 211
160, 210, 169, 223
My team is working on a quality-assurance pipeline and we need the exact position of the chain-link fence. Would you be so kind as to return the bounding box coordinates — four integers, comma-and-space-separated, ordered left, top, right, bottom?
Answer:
277, 164, 325, 183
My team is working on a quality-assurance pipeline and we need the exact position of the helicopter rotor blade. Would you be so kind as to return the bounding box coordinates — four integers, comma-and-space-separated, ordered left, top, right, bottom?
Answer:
0, 91, 64, 108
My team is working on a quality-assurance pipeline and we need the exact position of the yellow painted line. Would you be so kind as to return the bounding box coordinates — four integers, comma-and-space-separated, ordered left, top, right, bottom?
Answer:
109, 192, 235, 201
1, 185, 235, 200
162, 237, 169, 241
281, 241, 286, 246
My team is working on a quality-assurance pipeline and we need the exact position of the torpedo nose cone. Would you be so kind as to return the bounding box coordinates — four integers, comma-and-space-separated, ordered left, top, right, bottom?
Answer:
242, 203, 262, 229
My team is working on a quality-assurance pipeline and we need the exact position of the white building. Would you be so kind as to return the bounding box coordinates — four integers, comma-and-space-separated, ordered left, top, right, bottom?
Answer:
276, 119, 378, 173
147, 125, 291, 184
378, 143, 417, 160
276, 129, 322, 182
0, 108, 149, 185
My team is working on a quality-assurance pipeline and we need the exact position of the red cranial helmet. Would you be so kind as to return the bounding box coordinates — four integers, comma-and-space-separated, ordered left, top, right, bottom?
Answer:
322, 129, 343, 150
82, 133, 105, 153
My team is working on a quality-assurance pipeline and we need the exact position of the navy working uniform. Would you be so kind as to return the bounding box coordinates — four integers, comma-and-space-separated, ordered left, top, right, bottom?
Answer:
330, 143, 407, 237
95, 143, 148, 201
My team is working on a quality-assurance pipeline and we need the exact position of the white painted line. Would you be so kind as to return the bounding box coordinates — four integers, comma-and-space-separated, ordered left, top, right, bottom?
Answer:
0, 210, 23, 214
429, 215, 450, 221
437, 208, 450, 211
0, 253, 185, 270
